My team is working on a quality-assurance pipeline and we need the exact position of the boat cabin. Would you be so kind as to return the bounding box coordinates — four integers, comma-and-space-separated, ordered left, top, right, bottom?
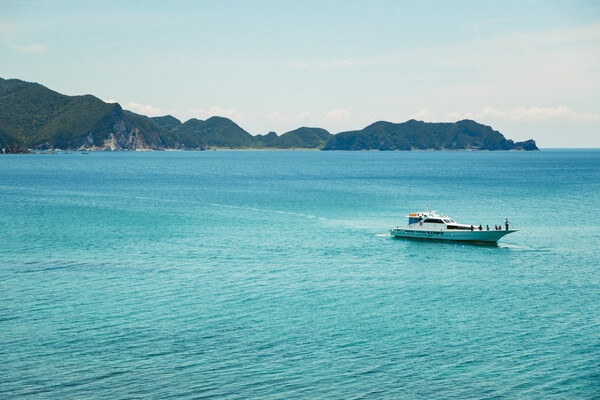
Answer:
407, 211, 472, 230
408, 211, 454, 224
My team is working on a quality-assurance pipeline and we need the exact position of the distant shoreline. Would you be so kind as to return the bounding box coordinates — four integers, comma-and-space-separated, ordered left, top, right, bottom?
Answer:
9, 147, 600, 155
10, 147, 545, 154
1, 78, 538, 152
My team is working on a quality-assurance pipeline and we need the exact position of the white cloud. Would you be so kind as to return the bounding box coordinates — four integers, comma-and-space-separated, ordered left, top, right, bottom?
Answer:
505, 106, 599, 122
396, 22, 600, 111
437, 22, 600, 64
103, 99, 181, 117
266, 111, 312, 123
189, 106, 236, 120
447, 106, 600, 123
0, 22, 46, 53
187, 106, 261, 126
408, 110, 438, 122
297, 111, 311, 120
325, 108, 351, 122
513, 21, 600, 48
122, 102, 166, 117
8, 42, 47, 54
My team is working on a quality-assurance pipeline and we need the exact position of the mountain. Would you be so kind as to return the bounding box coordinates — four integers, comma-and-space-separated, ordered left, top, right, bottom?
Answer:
151, 115, 182, 131
0, 78, 538, 151
256, 127, 331, 149
322, 119, 538, 151
254, 131, 278, 147
171, 116, 256, 148
0, 77, 174, 150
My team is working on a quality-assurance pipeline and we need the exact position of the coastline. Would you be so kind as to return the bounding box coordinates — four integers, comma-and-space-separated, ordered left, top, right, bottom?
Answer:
15, 147, 542, 154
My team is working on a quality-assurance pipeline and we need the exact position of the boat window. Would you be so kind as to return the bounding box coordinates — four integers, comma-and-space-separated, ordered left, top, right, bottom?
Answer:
423, 218, 444, 224
408, 217, 421, 225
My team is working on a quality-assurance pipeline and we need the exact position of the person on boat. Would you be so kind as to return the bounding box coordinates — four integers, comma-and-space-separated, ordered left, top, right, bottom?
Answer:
470, 225, 474, 231
478, 225, 482, 231
486, 225, 489, 230
505, 218, 510, 230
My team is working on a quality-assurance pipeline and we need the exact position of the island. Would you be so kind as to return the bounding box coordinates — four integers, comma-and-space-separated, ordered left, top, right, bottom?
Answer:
0, 77, 538, 152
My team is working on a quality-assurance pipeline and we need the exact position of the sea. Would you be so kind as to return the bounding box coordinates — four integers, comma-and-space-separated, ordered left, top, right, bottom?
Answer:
1, 149, 599, 399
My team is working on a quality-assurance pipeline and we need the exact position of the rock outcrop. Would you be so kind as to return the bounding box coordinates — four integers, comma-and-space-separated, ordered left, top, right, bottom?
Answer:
2, 141, 31, 154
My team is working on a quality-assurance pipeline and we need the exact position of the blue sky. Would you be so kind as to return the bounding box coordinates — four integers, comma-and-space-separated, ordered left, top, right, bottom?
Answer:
1, 0, 599, 147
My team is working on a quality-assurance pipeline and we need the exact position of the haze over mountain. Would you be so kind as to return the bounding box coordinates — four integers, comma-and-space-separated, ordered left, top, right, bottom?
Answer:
0, 78, 537, 152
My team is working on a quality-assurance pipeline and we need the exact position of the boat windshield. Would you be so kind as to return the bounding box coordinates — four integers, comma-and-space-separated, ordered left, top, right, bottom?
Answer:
443, 218, 454, 223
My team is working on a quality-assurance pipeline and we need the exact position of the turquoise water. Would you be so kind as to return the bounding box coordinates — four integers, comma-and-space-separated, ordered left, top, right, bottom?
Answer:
1, 150, 599, 398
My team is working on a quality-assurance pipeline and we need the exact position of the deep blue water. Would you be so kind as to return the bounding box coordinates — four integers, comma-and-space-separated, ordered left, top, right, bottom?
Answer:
1, 149, 599, 398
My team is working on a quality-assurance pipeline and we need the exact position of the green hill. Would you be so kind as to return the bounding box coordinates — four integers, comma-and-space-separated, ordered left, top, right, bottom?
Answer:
257, 127, 331, 149
0, 77, 262, 150
0, 77, 538, 152
0, 77, 172, 150
322, 119, 538, 151
151, 115, 182, 131
254, 131, 278, 147
171, 116, 256, 148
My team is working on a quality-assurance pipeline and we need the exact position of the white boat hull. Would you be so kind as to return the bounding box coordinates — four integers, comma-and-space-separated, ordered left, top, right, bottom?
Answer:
390, 228, 517, 243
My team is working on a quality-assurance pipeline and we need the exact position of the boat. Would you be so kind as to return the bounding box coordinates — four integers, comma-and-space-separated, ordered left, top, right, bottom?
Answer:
390, 208, 517, 243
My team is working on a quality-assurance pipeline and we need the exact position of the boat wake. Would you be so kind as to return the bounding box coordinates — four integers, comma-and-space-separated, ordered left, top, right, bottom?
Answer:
206, 202, 319, 220
497, 243, 552, 252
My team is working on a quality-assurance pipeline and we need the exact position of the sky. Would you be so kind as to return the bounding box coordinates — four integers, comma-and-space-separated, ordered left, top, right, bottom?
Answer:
1, 0, 599, 147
